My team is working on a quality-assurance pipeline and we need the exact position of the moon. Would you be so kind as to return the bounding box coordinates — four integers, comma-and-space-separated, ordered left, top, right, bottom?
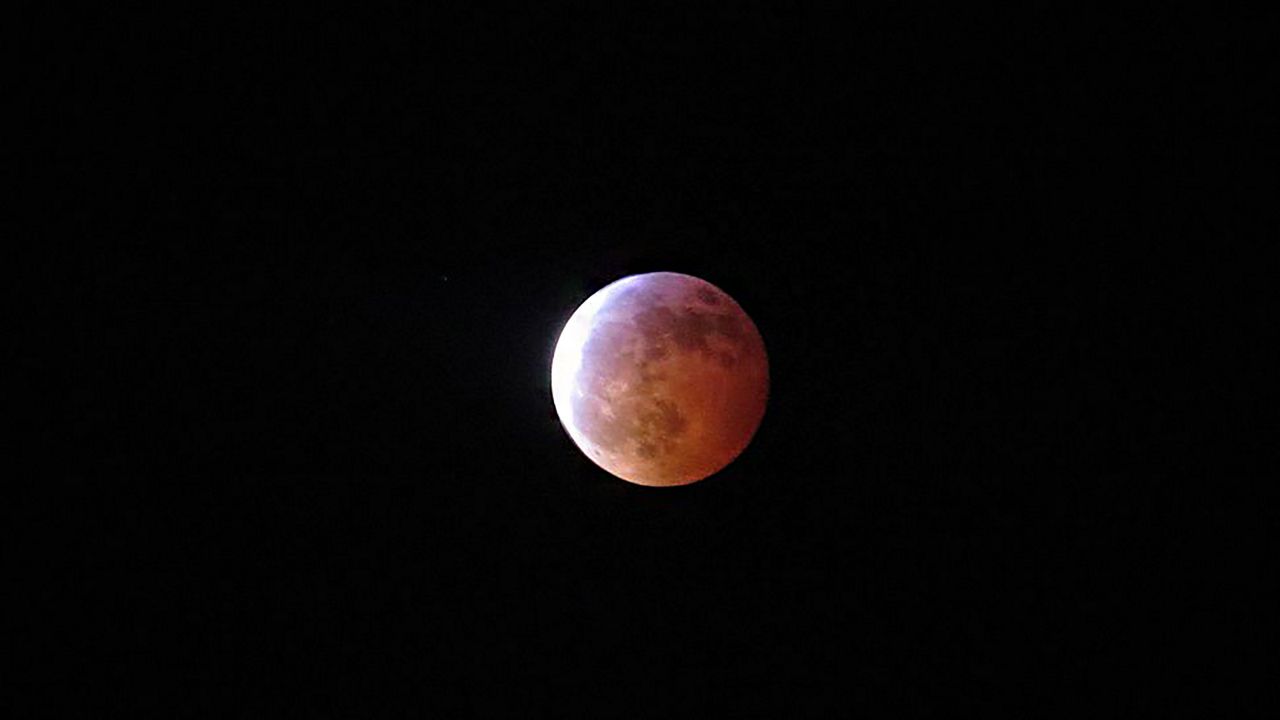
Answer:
551, 272, 768, 486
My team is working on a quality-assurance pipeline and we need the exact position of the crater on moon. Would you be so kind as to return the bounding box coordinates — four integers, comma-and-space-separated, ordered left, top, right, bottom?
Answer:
551, 272, 768, 486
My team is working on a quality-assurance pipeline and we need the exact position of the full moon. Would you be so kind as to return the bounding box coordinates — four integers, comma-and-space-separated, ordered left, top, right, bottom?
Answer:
551, 272, 769, 486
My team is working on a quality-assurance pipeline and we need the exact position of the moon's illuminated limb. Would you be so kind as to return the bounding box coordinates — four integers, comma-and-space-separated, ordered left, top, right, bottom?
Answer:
551, 272, 768, 486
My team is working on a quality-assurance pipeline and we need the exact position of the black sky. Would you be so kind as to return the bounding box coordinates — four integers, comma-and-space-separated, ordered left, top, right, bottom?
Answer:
15, 5, 1268, 716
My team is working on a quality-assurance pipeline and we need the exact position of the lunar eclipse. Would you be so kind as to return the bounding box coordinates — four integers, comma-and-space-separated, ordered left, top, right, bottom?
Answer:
552, 272, 769, 486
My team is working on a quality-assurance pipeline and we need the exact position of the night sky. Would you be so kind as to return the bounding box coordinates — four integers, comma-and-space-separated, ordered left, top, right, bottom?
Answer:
16, 5, 1267, 716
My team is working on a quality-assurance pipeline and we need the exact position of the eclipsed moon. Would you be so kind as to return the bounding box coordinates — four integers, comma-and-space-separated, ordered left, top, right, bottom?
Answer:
551, 272, 768, 487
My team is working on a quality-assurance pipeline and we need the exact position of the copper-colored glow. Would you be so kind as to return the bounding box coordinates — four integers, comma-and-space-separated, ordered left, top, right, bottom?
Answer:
552, 272, 768, 486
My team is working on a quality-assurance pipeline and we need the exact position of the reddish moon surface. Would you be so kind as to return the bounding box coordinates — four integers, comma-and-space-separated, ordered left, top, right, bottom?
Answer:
551, 272, 769, 486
